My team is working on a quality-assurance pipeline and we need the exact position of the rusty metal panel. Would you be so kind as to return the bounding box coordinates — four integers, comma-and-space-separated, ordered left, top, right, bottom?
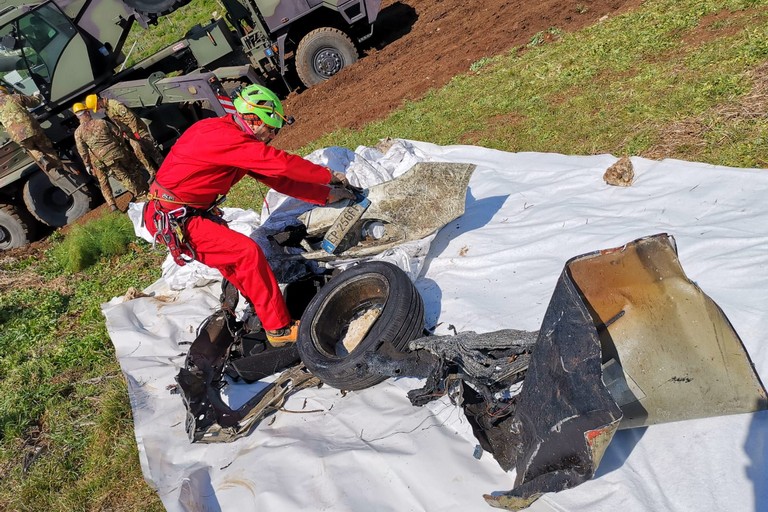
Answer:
569, 233, 768, 428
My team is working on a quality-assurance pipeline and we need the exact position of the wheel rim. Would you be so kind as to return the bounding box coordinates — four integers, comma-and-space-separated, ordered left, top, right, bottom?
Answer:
310, 274, 390, 358
43, 185, 74, 212
0, 224, 10, 246
313, 47, 344, 78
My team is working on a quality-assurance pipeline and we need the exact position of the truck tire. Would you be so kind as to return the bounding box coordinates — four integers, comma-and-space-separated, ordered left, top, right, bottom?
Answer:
23, 171, 95, 227
121, 0, 191, 17
297, 261, 424, 390
296, 28, 358, 88
0, 204, 36, 250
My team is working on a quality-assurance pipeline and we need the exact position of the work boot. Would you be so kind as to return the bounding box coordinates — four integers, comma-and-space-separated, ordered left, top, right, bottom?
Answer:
266, 320, 300, 347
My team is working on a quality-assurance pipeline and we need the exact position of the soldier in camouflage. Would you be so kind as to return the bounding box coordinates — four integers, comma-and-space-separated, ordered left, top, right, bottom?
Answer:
0, 85, 65, 174
72, 103, 148, 211
85, 94, 163, 179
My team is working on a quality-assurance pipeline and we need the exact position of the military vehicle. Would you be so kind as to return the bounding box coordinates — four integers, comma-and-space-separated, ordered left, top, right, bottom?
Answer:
0, 0, 382, 249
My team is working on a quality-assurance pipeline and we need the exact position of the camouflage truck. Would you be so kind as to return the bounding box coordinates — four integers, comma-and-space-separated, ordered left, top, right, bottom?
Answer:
0, 0, 381, 249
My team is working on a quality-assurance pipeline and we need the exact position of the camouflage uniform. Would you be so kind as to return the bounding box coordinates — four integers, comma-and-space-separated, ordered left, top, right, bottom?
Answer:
74, 117, 147, 208
103, 98, 163, 179
0, 92, 64, 173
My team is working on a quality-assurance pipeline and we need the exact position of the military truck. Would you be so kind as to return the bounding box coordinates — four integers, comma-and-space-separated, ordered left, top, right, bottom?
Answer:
0, 0, 382, 249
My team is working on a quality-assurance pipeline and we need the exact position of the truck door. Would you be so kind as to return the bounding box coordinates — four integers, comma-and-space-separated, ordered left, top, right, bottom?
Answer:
0, 3, 96, 102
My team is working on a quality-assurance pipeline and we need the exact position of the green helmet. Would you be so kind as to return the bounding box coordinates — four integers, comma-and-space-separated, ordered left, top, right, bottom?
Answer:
233, 84, 285, 129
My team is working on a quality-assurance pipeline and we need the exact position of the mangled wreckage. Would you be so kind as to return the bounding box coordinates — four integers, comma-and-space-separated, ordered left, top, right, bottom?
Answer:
173, 162, 768, 510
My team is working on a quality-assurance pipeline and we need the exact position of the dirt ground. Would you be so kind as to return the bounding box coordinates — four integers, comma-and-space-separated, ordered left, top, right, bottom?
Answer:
274, 0, 644, 151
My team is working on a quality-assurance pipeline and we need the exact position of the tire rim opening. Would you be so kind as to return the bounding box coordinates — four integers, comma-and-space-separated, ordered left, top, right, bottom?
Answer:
311, 274, 389, 358
45, 186, 74, 210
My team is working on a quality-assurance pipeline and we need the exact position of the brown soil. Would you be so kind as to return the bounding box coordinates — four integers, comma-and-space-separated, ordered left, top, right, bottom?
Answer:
274, 0, 644, 152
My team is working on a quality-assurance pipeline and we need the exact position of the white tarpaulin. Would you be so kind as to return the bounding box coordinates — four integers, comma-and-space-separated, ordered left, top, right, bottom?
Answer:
103, 139, 768, 512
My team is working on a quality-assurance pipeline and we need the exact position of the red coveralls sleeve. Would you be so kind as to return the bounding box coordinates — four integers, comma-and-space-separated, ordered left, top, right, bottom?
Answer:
194, 122, 334, 205
243, 141, 334, 205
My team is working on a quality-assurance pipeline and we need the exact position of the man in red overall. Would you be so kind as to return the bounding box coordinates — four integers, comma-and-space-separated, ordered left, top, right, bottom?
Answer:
144, 84, 353, 346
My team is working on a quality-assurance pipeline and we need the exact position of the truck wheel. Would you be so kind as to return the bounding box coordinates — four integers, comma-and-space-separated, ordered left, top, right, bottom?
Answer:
0, 204, 36, 250
23, 171, 95, 227
297, 261, 424, 390
121, 0, 191, 17
296, 28, 358, 88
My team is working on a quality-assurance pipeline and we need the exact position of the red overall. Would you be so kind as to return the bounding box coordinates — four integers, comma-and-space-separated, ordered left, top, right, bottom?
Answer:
144, 115, 332, 330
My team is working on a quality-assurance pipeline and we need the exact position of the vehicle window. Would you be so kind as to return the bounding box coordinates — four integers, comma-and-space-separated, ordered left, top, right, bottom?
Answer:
0, 4, 77, 96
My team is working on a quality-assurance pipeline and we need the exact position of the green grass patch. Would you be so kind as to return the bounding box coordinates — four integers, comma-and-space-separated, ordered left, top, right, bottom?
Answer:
122, 0, 220, 67
50, 213, 138, 273
0, 236, 163, 511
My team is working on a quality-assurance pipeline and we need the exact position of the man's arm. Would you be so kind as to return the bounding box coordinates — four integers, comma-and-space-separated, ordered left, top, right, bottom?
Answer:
107, 99, 141, 135
259, 175, 333, 205
74, 132, 92, 169
192, 121, 334, 185
15, 93, 41, 109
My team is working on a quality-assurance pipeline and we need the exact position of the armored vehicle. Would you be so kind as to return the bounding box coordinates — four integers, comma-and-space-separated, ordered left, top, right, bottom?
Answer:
0, 0, 381, 249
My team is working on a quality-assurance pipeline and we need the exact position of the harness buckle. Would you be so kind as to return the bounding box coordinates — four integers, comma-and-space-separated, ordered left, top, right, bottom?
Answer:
152, 206, 197, 266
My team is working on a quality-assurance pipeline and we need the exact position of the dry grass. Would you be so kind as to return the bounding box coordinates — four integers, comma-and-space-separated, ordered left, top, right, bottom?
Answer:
644, 62, 768, 159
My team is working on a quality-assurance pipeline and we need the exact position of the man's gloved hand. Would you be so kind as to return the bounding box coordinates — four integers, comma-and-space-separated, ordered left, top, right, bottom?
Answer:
85, 165, 92, 175
327, 186, 355, 204
329, 171, 349, 187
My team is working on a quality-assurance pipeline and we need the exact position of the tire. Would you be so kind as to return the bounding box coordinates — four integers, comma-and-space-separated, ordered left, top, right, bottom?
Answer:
22, 171, 95, 227
0, 204, 37, 250
121, 0, 191, 17
297, 261, 424, 390
296, 28, 358, 88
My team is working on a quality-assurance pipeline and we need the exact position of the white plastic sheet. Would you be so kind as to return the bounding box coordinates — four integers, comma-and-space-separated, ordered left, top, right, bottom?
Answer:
104, 140, 768, 512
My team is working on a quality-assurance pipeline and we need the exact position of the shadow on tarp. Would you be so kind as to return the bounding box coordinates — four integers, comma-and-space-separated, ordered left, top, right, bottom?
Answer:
415, 277, 443, 333
746, 409, 768, 512
593, 427, 646, 478
422, 188, 509, 268
176, 466, 222, 512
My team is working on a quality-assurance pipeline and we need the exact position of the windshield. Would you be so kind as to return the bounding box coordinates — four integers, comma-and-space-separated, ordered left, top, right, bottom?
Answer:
0, 4, 77, 96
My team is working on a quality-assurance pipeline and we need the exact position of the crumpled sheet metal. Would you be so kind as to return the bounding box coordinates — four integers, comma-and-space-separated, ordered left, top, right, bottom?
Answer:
486, 233, 768, 510
176, 281, 320, 443
409, 329, 538, 385
573, 233, 768, 429
299, 162, 476, 260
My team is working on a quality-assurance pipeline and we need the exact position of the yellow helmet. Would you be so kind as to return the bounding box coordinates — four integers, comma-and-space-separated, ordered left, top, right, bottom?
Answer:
85, 94, 99, 112
72, 102, 89, 115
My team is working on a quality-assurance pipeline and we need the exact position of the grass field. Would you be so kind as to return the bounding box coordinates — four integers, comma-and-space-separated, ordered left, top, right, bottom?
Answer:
1, 0, 767, 509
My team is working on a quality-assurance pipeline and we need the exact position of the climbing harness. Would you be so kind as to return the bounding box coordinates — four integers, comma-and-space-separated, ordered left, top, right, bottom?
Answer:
148, 181, 227, 266
152, 206, 197, 266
